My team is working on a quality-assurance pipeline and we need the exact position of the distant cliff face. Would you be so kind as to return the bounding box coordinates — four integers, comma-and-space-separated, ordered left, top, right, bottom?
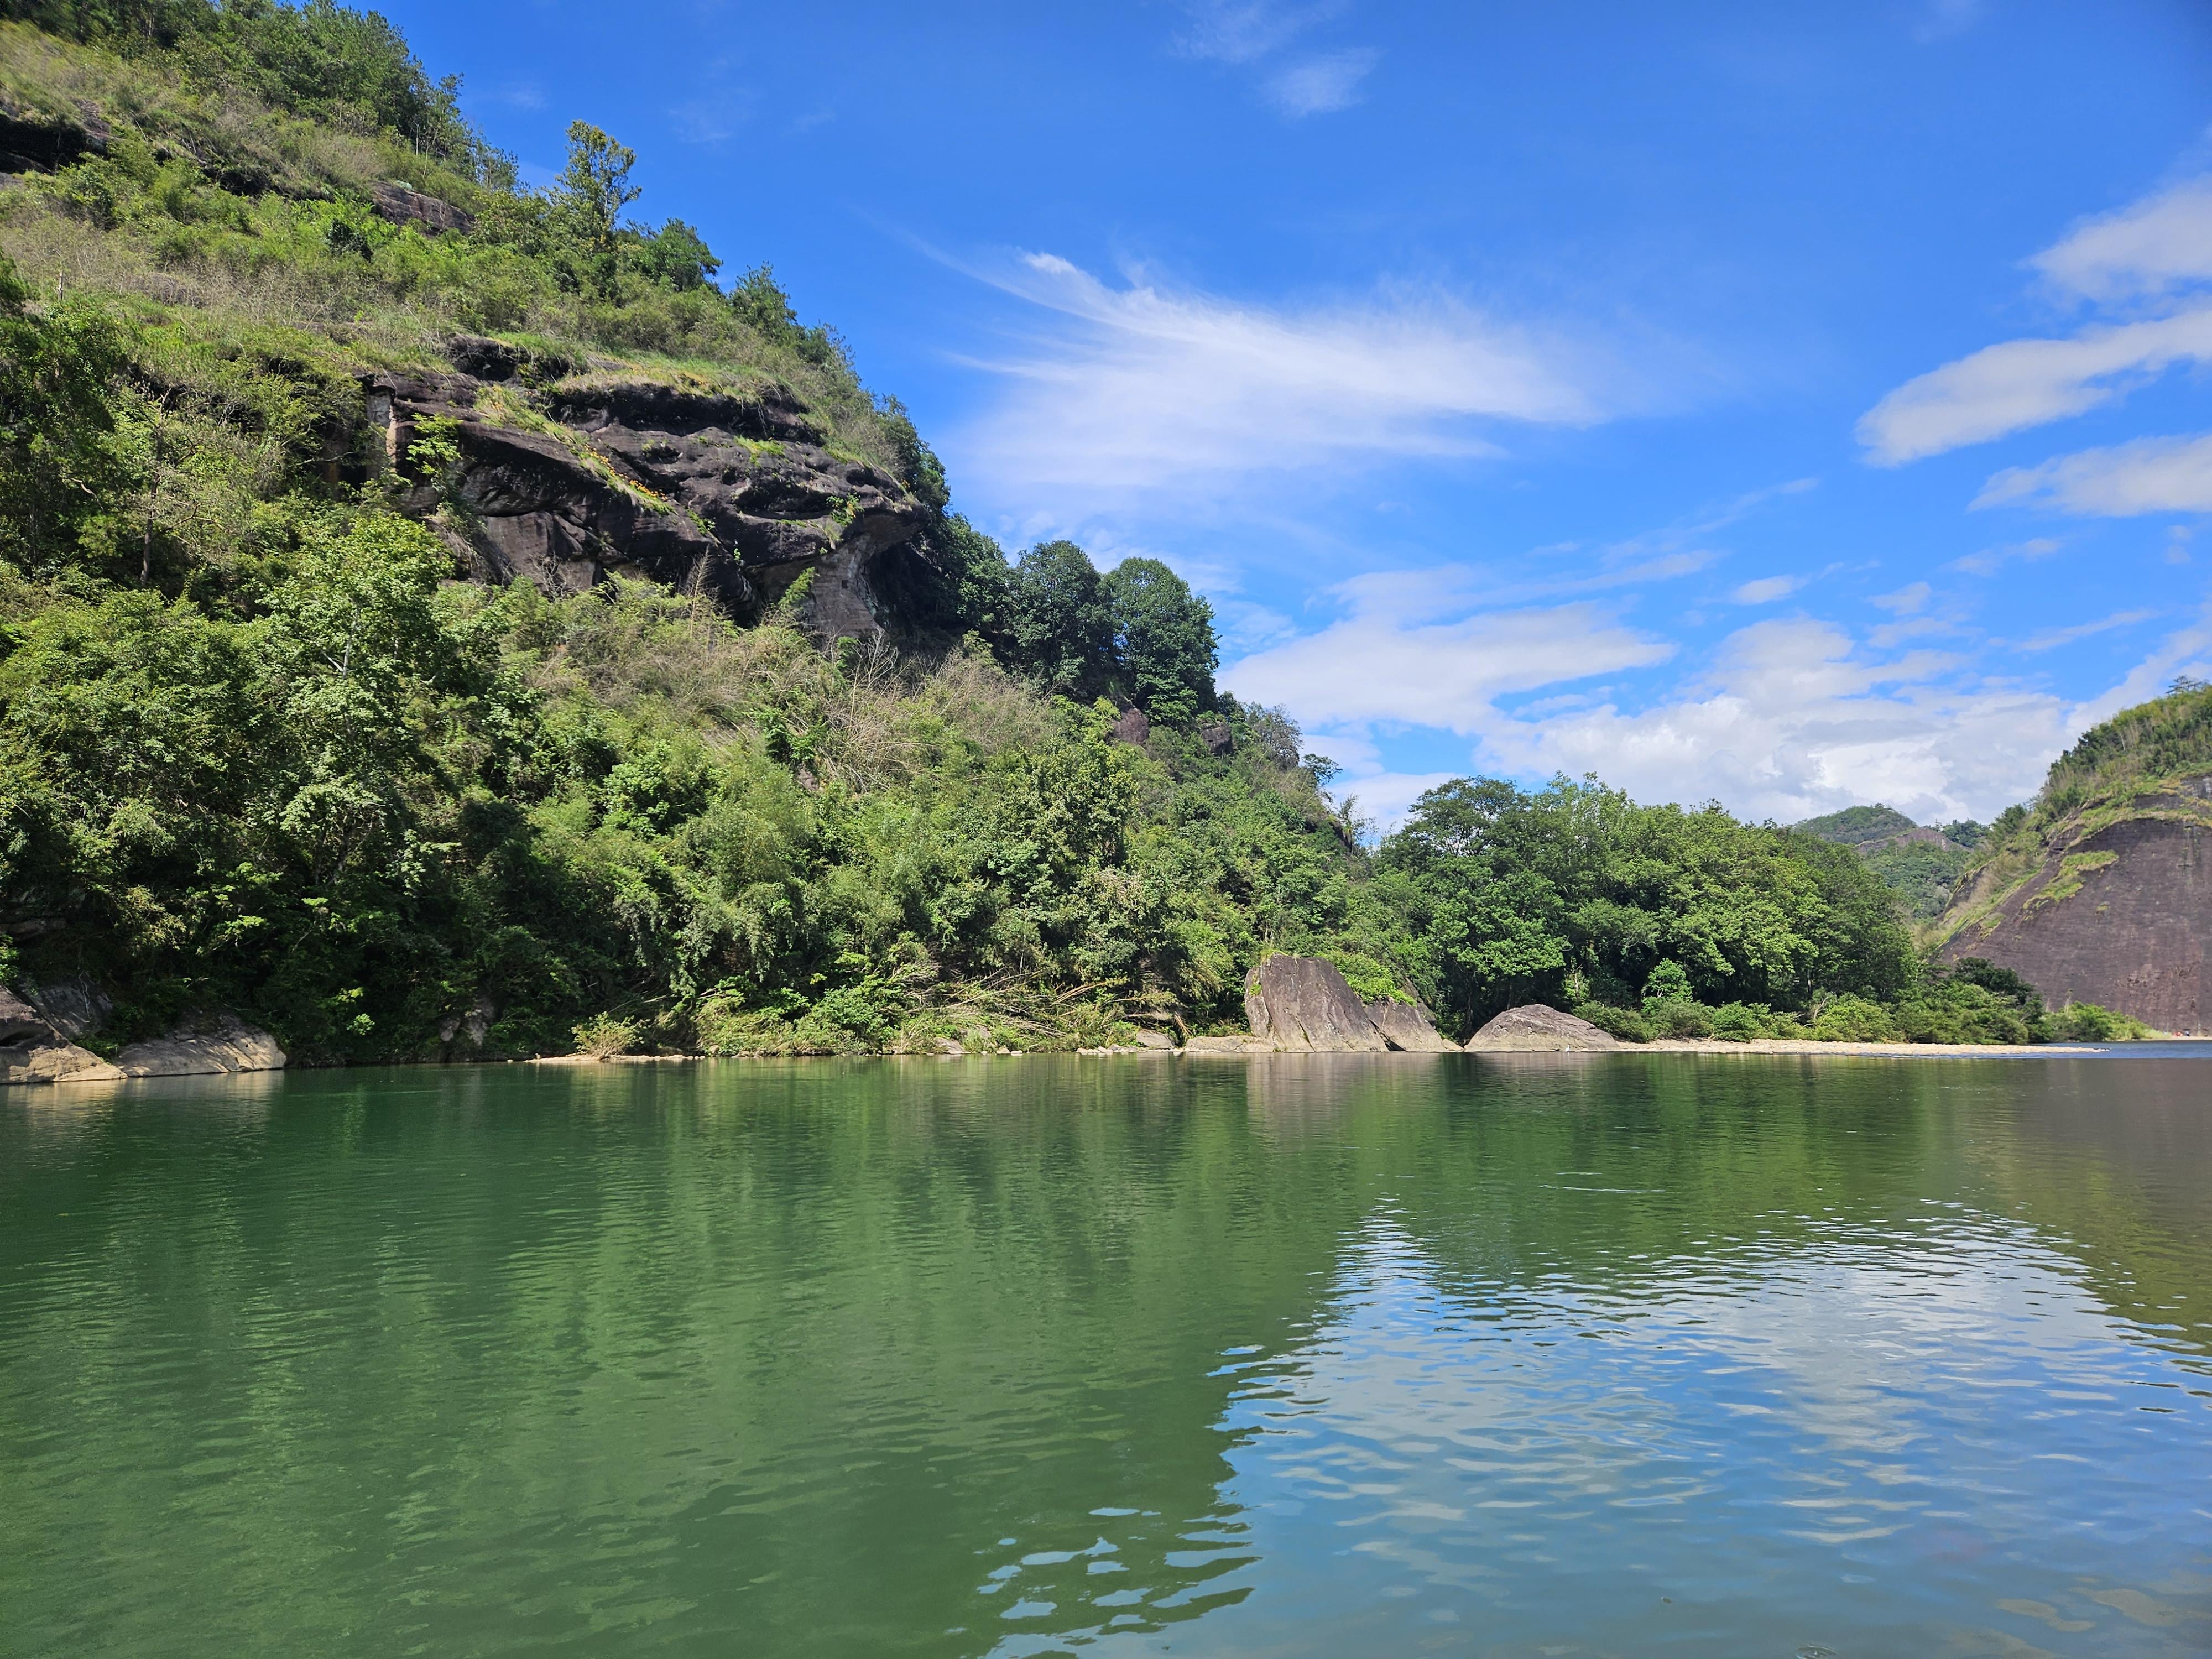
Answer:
1936, 778, 2212, 1033
367, 343, 934, 640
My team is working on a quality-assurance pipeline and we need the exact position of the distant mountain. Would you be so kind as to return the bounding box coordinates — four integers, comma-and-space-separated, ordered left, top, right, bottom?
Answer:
1795, 806, 1980, 919
1930, 681, 2212, 1034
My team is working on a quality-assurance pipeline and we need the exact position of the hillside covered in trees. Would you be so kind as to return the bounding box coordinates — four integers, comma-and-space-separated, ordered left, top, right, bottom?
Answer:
0, 1, 2138, 1059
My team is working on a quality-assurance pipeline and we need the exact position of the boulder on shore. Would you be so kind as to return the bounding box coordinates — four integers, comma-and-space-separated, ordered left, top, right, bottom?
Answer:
1181, 1034, 1278, 1053
0, 986, 46, 1044
1365, 998, 1458, 1052
1464, 1005, 1620, 1052
114, 1015, 286, 1078
1244, 956, 1389, 1052
1, 985, 127, 1084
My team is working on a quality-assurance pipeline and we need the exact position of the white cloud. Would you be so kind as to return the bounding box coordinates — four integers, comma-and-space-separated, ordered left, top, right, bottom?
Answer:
1855, 307, 2212, 465
949, 254, 1612, 507
1730, 574, 1806, 604
1859, 169, 2212, 476
1949, 536, 2061, 576
1266, 48, 1380, 116
2018, 609, 2159, 653
2031, 177, 2212, 303
1473, 617, 2173, 823
1871, 581, 1931, 614
1224, 594, 1673, 734
1975, 430, 2212, 515
1173, 0, 1337, 64
1234, 568, 2212, 823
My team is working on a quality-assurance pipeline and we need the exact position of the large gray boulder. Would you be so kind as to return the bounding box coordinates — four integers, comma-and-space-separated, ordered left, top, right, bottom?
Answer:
114, 1016, 286, 1078
1464, 1004, 1621, 1052
1366, 998, 1458, 1052
1245, 956, 1389, 1052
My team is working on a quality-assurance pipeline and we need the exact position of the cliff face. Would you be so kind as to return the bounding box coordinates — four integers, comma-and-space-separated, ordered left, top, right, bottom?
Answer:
1935, 775, 2212, 1033
371, 346, 933, 639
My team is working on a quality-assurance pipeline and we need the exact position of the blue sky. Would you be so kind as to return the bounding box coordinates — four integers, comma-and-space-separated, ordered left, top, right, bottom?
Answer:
383, 0, 2212, 825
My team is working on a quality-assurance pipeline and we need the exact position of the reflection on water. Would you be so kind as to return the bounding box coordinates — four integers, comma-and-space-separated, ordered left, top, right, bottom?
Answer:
2, 1055, 2209, 1657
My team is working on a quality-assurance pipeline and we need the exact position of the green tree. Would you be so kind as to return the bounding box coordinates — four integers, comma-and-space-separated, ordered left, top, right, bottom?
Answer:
556, 121, 640, 289
1105, 557, 1217, 726
0, 257, 128, 573
628, 218, 720, 293
1006, 540, 1117, 701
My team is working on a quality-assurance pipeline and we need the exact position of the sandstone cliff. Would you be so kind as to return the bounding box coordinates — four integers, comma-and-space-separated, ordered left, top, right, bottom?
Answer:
370, 345, 935, 639
1931, 686, 2212, 1034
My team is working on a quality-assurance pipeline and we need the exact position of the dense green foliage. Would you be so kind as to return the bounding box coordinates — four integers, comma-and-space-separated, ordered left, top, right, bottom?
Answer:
1375, 775, 1919, 1036
0, 4, 2081, 1056
1795, 803, 1981, 920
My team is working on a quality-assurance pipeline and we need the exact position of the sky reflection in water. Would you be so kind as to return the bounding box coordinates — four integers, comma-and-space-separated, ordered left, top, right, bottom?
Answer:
2, 1053, 2208, 1657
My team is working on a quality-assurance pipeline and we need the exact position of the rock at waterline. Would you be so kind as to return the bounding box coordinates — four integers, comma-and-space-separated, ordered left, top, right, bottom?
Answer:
114, 1016, 286, 1078
1244, 956, 1389, 1052
1464, 1005, 1621, 1052
0, 985, 126, 1084
1365, 998, 1458, 1052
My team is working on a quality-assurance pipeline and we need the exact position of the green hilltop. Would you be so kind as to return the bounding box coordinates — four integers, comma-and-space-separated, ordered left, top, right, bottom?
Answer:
0, 2, 2148, 1057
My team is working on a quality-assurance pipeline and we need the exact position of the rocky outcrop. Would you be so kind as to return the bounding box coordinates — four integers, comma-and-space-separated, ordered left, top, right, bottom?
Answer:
1181, 1034, 1279, 1053
1937, 788, 2210, 1033
1365, 998, 1457, 1052
113, 1015, 286, 1078
369, 180, 475, 236
367, 362, 931, 639
1244, 956, 1389, 1051
0, 94, 111, 174
1110, 707, 1150, 747
1464, 1005, 1620, 1052
0, 984, 124, 1084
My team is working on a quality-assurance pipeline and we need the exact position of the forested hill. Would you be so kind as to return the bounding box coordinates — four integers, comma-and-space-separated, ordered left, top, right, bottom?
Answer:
0, 2, 2095, 1060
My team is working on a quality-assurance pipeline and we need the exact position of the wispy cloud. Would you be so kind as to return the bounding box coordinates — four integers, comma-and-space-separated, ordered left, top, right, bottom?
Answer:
1173, 0, 1339, 64
2018, 609, 2158, 652
1227, 596, 1673, 734
1872, 581, 1931, 614
947, 252, 1616, 507
1730, 574, 1806, 604
1949, 536, 2062, 576
1859, 169, 2212, 482
1173, 0, 1376, 119
1266, 48, 1379, 116
2031, 178, 2212, 303
1975, 431, 2212, 515
1855, 307, 2212, 465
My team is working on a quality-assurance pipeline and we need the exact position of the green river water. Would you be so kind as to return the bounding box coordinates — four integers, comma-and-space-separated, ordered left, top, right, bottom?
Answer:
2, 1052, 2209, 1657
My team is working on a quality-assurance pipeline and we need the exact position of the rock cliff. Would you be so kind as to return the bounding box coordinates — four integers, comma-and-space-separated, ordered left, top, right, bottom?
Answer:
368, 347, 935, 640
1930, 685, 2212, 1034
1936, 781, 2210, 1033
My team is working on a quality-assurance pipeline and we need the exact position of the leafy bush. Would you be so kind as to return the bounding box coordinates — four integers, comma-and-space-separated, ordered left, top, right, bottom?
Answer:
1810, 995, 1900, 1043
572, 1013, 641, 1057
1644, 997, 1715, 1039
1571, 1002, 1651, 1042
1710, 1001, 1779, 1042
2046, 1002, 2155, 1042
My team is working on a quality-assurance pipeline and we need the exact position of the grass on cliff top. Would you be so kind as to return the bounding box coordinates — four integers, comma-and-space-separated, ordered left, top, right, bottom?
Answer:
0, 20, 910, 476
